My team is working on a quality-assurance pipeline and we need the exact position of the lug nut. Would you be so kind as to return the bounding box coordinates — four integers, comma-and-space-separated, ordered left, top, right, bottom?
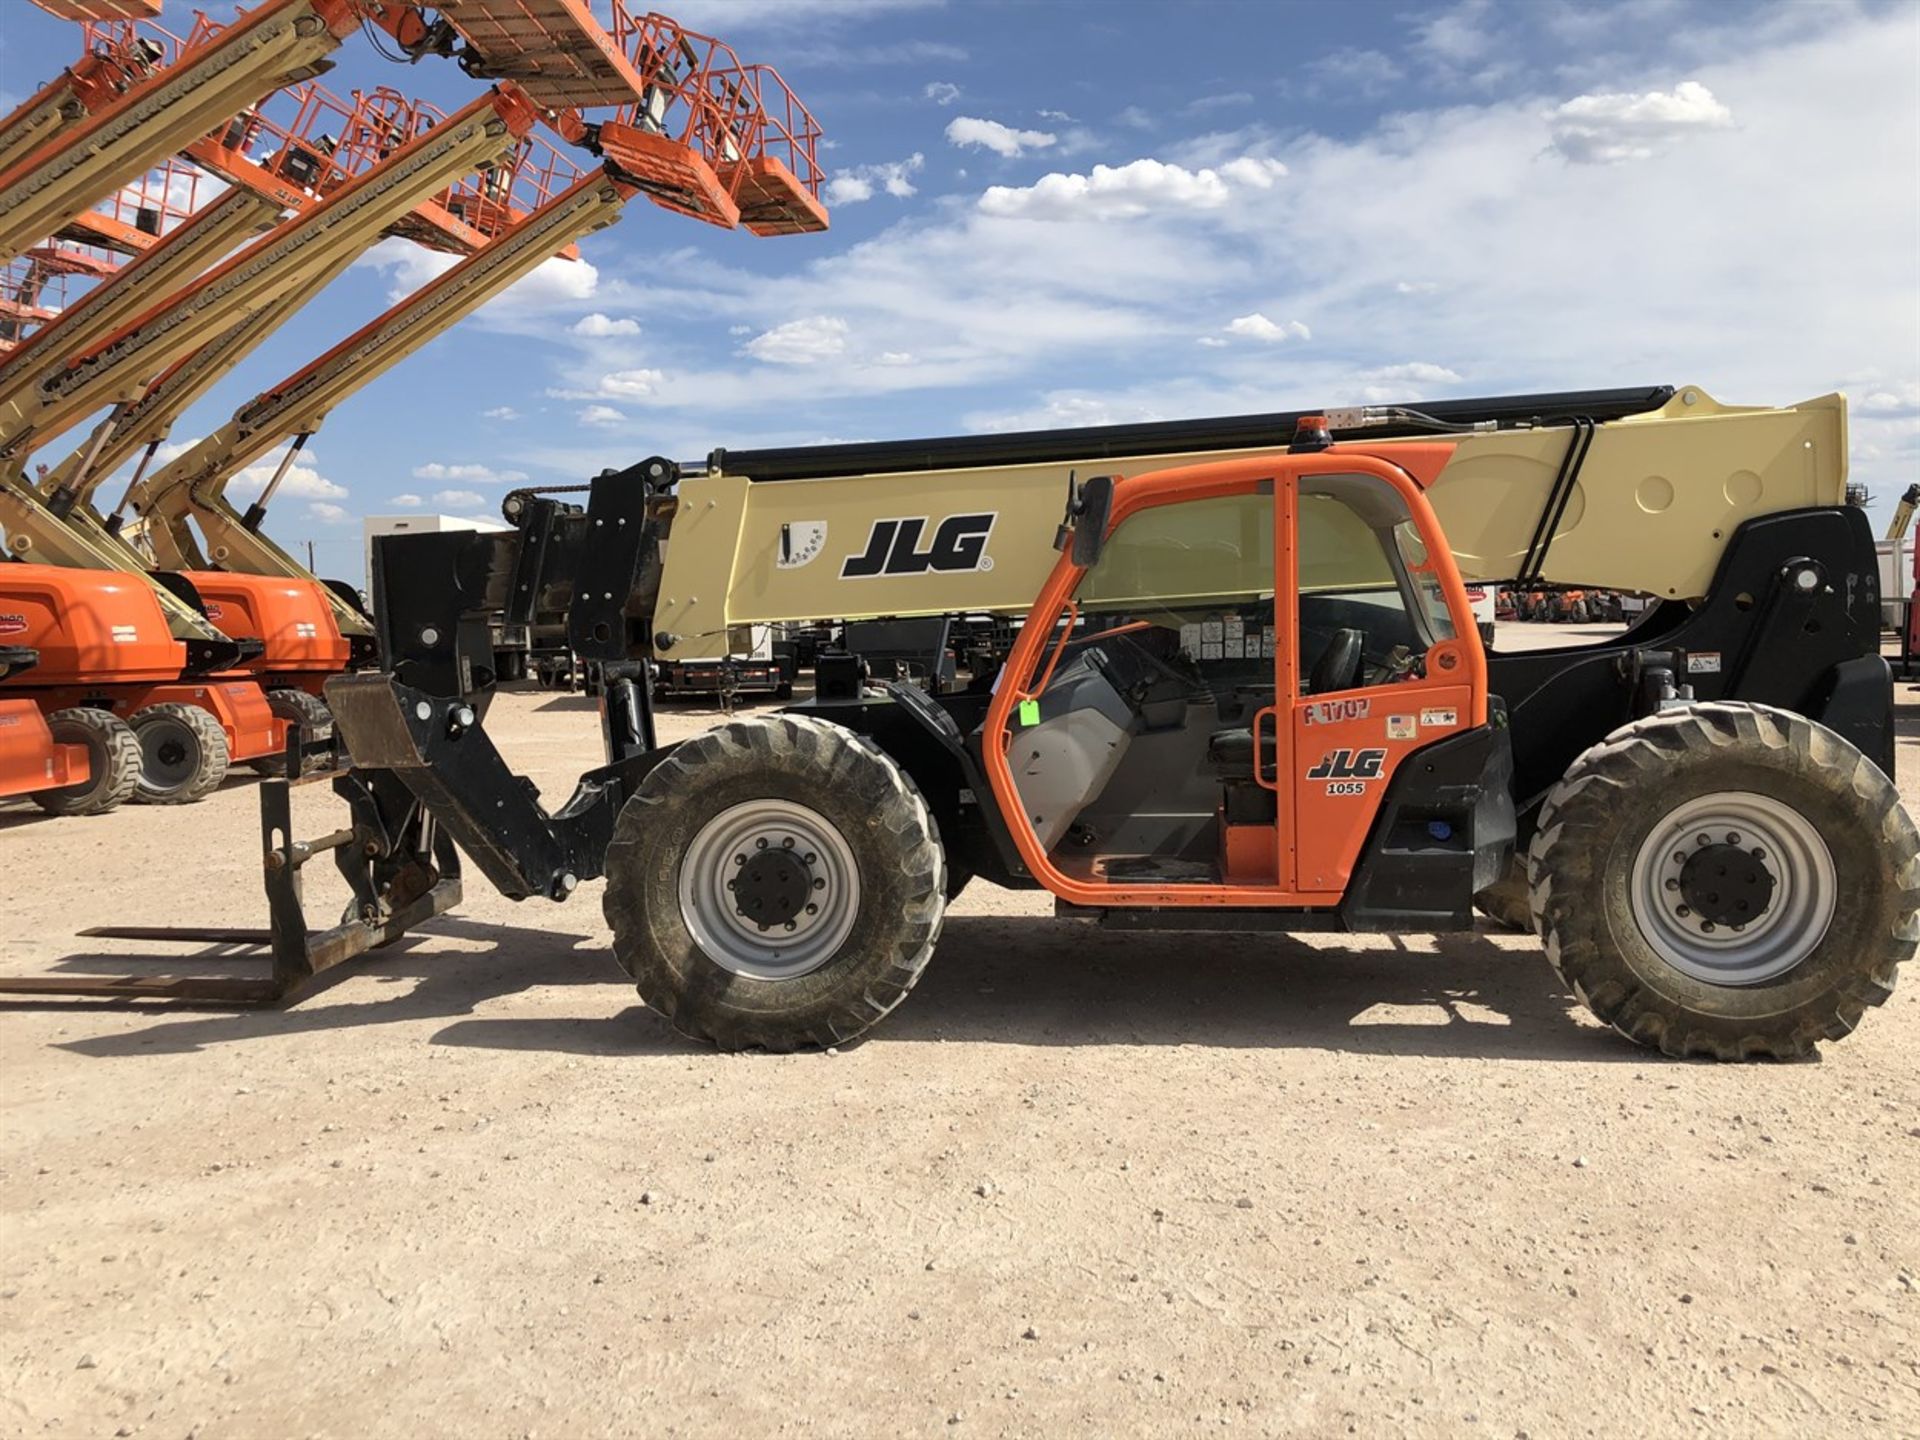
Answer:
1701, 921, 1716, 933
1726, 832, 1741, 844
756, 838, 768, 849
734, 854, 746, 866
1676, 905, 1691, 918
784, 922, 797, 932
812, 878, 826, 890
782, 837, 794, 848
804, 903, 818, 915
1664, 878, 1679, 891
803, 852, 816, 864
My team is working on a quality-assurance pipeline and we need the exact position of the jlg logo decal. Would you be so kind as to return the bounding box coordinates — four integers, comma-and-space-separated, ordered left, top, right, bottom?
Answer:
0, 613, 26, 637
1308, 747, 1387, 797
841, 514, 996, 579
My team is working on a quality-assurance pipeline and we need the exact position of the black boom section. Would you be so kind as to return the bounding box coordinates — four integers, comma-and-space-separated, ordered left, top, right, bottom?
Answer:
714, 386, 1675, 482
1489, 505, 1890, 811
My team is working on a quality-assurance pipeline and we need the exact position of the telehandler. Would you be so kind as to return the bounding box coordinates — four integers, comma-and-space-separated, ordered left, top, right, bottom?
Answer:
27, 386, 1918, 1059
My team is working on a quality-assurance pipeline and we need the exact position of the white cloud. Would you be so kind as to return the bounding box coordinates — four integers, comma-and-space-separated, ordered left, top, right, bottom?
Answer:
221, 443, 346, 503
570, 313, 641, 338
411, 462, 528, 484
1395, 280, 1439, 295
390, 493, 424, 507
1038, 108, 1075, 123
1225, 313, 1311, 343
945, 116, 1057, 158
876, 351, 915, 365
745, 316, 850, 364
978, 155, 1285, 221
306, 502, 351, 525
1218, 157, 1288, 189
824, 153, 925, 206
1196, 336, 1229, 348
597, 368, 663, 399
355, 238, 598, 311
1548, 80, 1734, 164
578, 404, 625, 426
1415, 0, 1494, 65
1367, 362, 1463, 385
1856, 383, 1920, 416
924, 81, 960, 106
482, 405, 520, 420
431, 488, 486, 509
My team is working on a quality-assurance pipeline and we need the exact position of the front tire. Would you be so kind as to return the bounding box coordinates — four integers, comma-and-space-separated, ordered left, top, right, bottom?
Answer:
128, 703, 229, 805
1528, 703, 1919, 1060
604, 714, 946, 1051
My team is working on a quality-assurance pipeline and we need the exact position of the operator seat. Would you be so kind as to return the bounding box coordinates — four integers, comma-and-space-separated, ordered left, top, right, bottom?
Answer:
1308, 627, 1365, 695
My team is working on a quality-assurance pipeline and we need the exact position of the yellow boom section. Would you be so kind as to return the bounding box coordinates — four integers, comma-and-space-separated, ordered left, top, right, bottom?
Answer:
653, 388, 1848, 661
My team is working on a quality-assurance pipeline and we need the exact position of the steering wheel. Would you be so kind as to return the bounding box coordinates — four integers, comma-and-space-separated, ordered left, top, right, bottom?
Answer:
1087, 631, 1204, 695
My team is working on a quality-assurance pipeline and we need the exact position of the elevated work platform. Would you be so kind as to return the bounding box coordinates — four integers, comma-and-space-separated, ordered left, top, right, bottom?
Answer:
0, 0, 362, 266
0, 86, 538, 461
439, 0, 649, 109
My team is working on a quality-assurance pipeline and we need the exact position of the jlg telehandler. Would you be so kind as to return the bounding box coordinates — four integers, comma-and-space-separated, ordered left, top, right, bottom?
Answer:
25, 386, 1918, 1060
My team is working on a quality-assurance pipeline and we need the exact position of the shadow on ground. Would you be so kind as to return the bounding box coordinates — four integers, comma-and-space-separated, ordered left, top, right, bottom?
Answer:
31, 910, 1637, 1065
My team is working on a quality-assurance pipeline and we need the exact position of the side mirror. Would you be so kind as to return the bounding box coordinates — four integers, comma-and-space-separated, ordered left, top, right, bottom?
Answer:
1071, 474, 1114, 568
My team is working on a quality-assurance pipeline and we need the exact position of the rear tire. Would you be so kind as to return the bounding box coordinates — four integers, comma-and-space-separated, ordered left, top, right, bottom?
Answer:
1528, 702, 1919, 1060
604, 714, 946, 1051
31, 708, 140, 816
247, 688, 332, 776
129, 703, 229, 805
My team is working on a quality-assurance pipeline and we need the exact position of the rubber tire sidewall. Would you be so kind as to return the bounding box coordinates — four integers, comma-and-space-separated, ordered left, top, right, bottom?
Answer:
129, 704, 229, 805
32, 708, 139, 816
1530, 703, 1917, 1058
604, 715, 945, 1050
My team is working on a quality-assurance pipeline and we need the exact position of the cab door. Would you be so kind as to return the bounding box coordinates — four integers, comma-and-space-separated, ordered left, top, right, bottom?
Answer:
1284, 470, 1482, 895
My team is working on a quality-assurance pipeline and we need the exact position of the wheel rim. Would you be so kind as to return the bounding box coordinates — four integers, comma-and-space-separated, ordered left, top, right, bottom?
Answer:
1627, 791, 1836, 986
677, 798, 861, 980
139, 722, 198, 791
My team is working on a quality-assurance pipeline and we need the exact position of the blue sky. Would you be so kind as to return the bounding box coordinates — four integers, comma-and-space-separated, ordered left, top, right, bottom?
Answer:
3, 0, 1917, 586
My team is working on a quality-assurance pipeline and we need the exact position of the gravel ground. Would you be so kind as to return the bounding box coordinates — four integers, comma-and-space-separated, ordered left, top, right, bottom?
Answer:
2, 665, 1916, 1438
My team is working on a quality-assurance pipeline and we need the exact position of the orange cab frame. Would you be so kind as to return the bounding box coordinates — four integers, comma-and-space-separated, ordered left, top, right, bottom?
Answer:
981, 447, 1488, 910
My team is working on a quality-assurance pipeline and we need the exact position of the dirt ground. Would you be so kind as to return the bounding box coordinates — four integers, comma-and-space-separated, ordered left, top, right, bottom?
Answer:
2, 660, 1917, 1438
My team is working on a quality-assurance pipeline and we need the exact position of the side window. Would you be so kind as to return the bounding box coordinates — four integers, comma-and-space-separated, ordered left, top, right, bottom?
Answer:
1296, 479, 1426, 695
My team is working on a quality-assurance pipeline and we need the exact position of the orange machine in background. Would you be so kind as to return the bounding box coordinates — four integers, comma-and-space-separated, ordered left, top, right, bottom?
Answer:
0, 641, 135, 815
0, 563, 287, 804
